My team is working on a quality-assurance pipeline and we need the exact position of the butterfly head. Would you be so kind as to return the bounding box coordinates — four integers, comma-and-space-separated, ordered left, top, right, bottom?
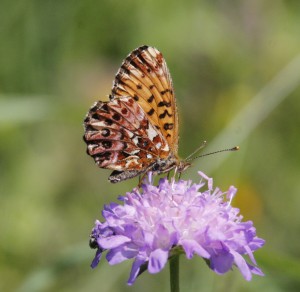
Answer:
177, 160, 192, 173
150, 155, 191, 175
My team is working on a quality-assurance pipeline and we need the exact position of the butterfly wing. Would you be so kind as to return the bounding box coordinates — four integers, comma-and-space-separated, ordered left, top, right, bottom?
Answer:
84, 96, 171, 182
111, 45, 179, 156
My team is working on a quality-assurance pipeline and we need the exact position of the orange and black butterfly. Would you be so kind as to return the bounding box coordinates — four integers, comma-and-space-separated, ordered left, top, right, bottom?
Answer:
83, 45, 191, 183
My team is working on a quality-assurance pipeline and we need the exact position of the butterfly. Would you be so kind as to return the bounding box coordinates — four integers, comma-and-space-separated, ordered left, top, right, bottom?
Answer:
83, 45, 191, 183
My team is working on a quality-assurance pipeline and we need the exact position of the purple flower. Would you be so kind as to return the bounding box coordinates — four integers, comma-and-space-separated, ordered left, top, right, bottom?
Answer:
90, 171, 265, 285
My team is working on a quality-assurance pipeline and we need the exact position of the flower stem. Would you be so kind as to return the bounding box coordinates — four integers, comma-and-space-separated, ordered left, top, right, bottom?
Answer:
169, 255, 180, 292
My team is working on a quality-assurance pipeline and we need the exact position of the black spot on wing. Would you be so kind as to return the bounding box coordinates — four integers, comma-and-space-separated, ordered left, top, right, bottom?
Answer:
101, 128, 110, 137
112, 113, 121, 121
101, 103, 109, 112
105, 119, 113, 126
158, 101, 171, 107
147, 95, 154, 103
121, 65, 131, 75
101, 140, 112, 149
163, 123, 174, 130
147, 108, 155, 116
159, 110, 172, 119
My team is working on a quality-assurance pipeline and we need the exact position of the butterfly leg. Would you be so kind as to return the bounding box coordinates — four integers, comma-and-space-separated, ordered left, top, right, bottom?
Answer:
138, 172, 149, 188
170, 167, 178, 189
178, 172, 182, 180
138, 175, 142, 188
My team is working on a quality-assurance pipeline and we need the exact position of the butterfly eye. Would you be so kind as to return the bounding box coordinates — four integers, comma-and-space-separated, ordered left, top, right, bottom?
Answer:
152, 163, 160, 172
152, 161, 167, 172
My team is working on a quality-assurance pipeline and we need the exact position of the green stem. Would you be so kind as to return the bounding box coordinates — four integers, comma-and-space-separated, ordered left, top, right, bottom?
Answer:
169, 255, 180, 292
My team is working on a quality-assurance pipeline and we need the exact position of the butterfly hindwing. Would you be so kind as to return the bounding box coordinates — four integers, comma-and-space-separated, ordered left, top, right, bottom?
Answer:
84, 96, 170, 172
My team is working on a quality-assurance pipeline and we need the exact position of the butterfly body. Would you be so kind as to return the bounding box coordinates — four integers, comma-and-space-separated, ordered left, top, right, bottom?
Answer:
84, 45, 190, 183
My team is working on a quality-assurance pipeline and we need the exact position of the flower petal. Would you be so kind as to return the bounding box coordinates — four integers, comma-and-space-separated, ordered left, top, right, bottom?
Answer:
148, 249, 168, 273
248, 263, 265, 276
98, 235, 131, 249
127, 257, 146, 285
231, 250, 252, 281
91, 249, 102, 269
210, 250, 234, 274
106, 244, 138, 265
181, 239, 210, 259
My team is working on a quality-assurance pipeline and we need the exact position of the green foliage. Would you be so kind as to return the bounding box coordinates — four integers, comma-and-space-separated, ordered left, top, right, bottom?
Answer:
1, 0, 300, 291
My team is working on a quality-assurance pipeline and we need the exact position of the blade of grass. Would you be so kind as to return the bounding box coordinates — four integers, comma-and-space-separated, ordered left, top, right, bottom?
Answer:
197, 54, 300, 173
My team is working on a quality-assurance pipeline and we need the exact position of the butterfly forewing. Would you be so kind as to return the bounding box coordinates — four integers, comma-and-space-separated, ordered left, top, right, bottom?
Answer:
112, 46, 179, 154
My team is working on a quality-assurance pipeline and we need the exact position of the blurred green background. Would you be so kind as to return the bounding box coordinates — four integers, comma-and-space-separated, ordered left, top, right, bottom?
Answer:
1, 0, 300, 291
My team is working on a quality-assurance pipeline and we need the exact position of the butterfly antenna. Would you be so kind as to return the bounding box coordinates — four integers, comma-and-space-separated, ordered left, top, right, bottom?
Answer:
187, 146, 240, 162
184, 141, 207, 161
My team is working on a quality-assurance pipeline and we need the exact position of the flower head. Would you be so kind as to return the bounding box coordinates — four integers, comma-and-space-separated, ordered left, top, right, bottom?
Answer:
90, 172, 265, 285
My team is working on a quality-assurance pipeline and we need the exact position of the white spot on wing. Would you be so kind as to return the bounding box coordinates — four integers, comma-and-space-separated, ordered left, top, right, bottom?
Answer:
161, 144, 169, 151
125, 158, 139, 168
125, 129, 134, 138
93, 121, 108, 127
146, 126, 158, 141
110, 164, 123, 170
132, 136, 139, 146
